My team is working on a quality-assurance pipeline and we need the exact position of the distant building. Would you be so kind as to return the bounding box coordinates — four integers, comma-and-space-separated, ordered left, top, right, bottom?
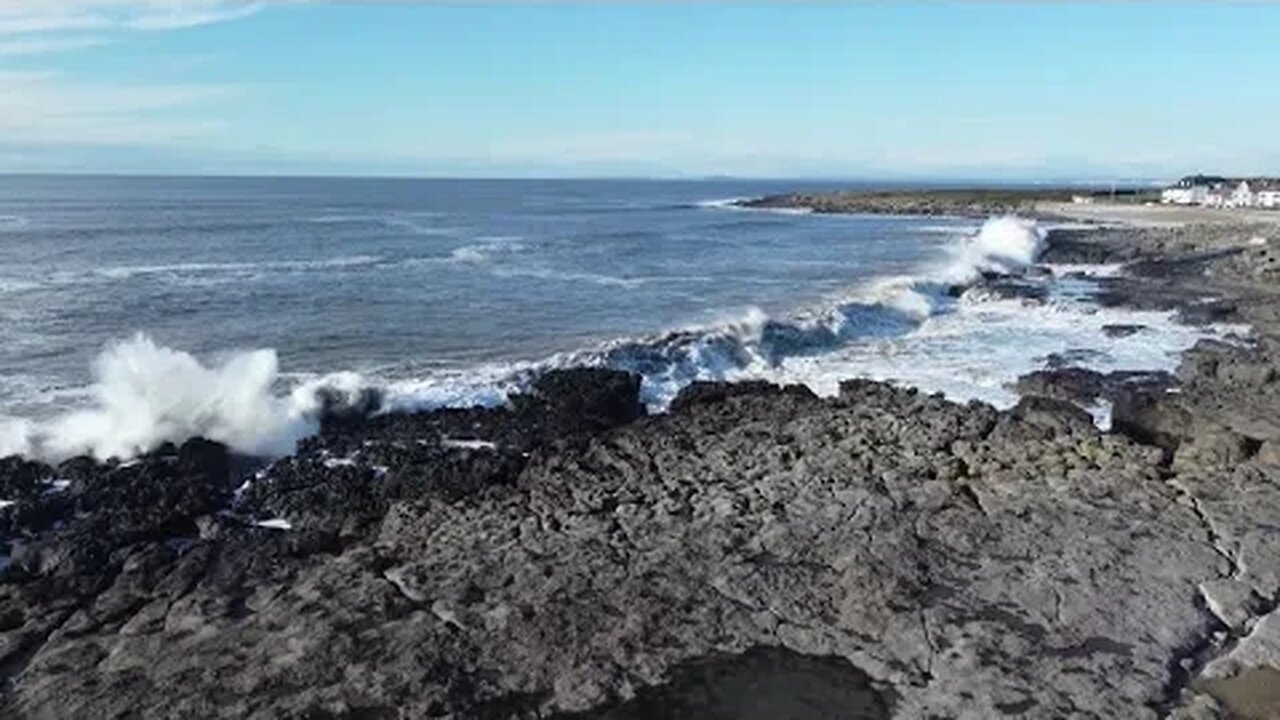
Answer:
1160, 175, 1224, 205
1230, 181, 1255, 208
1161, 175, 1280, 209
1204, 186, 1229, 208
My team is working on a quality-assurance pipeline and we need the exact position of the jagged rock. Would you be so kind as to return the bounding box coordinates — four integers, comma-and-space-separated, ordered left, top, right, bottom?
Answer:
1015, 367, 1110, 405
510, 368, 646, 438
1199, 579, 1267, 632
669, 379, 817, 415
1199, 610, 1280, 718
7, 221, 1280, 718
0, 376, 1244, 719
1173, 426, 1261, 472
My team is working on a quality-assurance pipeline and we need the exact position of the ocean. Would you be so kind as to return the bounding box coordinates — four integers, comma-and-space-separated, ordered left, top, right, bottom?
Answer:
0, 175, 1235, 460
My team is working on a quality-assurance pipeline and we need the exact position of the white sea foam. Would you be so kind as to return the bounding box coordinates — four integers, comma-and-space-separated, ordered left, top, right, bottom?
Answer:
697, 197, 813, 215
2, 335, 370, 462
695, 197, 750, 209
937, 216, 1046, 283
914, 223, 983, 236
495, 268, 644, 289
751, 288, 1244, 409
96, 255, 383, 280
449, 237, 526, 264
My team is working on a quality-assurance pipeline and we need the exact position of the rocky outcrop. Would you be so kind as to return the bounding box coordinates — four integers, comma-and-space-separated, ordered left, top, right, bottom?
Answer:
1, 364, 1275, 719
3, 222, 1280, 719
738, 189, 1074, 218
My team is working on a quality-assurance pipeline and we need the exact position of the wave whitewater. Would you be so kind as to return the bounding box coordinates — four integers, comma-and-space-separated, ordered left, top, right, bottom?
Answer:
1, 216, 1192, 463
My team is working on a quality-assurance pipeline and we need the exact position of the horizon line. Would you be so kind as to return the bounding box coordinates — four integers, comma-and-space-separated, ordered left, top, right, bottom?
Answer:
0, 171, 1168, 187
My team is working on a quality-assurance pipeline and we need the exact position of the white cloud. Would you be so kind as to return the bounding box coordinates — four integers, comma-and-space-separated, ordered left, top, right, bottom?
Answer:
0, 2, 268, 158
0, 1, 271, 35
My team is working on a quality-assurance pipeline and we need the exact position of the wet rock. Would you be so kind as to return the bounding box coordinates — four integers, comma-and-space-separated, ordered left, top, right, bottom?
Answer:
975, 277, 1050, 303
0, 457, 54, 503
511, 368, 646, 438
1102, 323, 1147, 338
554, 647, 895, 720
1043, 348, 1111, 369
1015, 367, 1109, 405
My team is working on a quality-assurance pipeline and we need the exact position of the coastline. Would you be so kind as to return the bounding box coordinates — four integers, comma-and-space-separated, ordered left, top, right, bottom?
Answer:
2, 211, 1279, 717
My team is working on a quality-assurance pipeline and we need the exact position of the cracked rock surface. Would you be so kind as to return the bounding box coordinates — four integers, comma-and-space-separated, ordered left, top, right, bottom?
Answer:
1, 223, 1279, 718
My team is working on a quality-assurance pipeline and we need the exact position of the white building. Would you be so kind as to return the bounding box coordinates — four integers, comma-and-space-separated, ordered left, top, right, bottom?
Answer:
1160, 175, 1280, 209
1204, 188, 1229, 208
1161, 185, 1207, 205
1160, 175, 1222, 205
1229, 181, 1255, 208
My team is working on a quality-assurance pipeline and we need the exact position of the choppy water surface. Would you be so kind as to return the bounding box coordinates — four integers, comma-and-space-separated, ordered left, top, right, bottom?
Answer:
0, 176, 1238, 459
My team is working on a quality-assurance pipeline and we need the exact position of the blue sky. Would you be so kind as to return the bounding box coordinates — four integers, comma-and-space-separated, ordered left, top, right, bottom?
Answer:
1, 2, 1278, 179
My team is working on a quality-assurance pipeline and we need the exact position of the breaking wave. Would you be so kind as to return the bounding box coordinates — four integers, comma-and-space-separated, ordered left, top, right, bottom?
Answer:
448, 237, 526, 263
1, 215, 1227, 463
937, 216, 1046, 283
95, 255, 384, 280
0, 335, 371, 462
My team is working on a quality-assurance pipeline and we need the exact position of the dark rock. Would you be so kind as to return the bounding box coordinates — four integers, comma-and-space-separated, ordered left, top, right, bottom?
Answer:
1005, 395, 1098, 437
670, 380, 817, 414
0, 457, 54, 504
0, 374, 1260, 719
1043, 349, 1110, 369
1102, 324, 1146, 338
511, 368, 646, 438
975, 277, 1049, 303
1110, 387, 1193, 451
10, 215, 1280, 717
1015, 367, 1109, 405
737, 189, 1073, 218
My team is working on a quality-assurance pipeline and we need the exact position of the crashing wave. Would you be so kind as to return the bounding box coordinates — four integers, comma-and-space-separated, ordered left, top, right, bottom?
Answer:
0, 334, 373, 462
0, 216, 1053, 462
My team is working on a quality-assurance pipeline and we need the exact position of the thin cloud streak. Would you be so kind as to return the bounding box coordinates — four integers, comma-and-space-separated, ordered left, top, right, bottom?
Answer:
0, 2, 268, 158
0, 2, 273, 35
0, 36, 108, 56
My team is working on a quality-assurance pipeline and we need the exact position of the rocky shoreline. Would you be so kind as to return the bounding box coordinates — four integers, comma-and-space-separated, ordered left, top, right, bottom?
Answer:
3, 220, 1280, 718
736, 189, 1082, 218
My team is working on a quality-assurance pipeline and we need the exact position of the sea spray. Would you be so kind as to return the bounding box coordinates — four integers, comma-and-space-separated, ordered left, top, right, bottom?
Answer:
939, 216, 1047, 283
6, 334, 369, 462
